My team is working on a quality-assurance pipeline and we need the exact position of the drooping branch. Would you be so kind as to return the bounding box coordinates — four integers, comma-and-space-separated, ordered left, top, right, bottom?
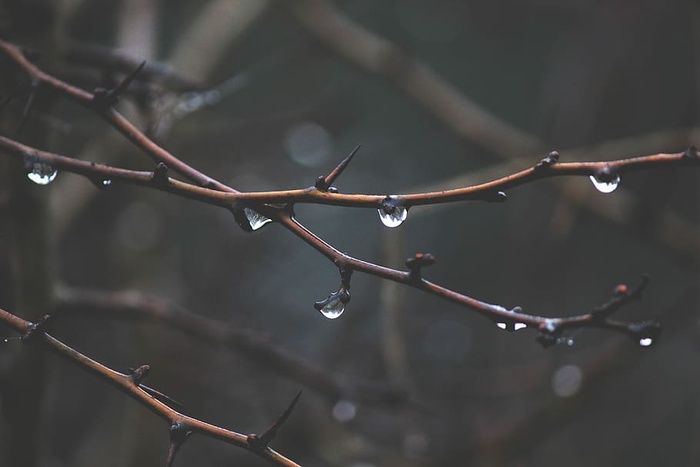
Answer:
0, 306, 301, 467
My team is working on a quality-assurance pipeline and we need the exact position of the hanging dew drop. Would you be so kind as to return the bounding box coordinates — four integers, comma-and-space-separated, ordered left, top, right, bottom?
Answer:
102, 179, 112, 186
514, 322, 527, 331
639, 337, 653, 347
378, 195, 408, 228
319, 297, 345, 319
27, 164, 58, 185
378, 205, 407, 228
496, 322, 507, 330
315, 289, 350, 320
589, 174, 620, 193
244, 207, 273, 231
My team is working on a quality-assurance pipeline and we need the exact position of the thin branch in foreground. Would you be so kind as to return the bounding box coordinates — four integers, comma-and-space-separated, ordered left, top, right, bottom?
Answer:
0, 306, 301, 466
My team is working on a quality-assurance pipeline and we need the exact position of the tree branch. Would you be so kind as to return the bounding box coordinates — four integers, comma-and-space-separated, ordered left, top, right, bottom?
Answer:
0, 306, 301, 467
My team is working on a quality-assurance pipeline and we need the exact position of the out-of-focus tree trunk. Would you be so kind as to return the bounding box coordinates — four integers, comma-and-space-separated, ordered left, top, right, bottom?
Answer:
0, 2, 59, 465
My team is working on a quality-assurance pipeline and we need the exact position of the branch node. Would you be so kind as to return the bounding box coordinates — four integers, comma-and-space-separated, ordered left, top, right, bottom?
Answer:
166, 420, 193, 467
152, 162, 169, 185
21, 314, 52, 343
535, 150, 560, 169
405, 252, 435, 281
128, 364, 150, 386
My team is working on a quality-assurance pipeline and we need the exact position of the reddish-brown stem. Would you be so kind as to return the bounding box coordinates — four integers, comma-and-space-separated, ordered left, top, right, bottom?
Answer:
0, 306, 301, 467
0, 38, 683, 345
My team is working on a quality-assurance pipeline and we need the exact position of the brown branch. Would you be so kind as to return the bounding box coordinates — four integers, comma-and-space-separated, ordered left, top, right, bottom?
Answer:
1, 37, 693, 346
1, 134, 696, 209
56, 287, 407, 406
0, 306, 301, 467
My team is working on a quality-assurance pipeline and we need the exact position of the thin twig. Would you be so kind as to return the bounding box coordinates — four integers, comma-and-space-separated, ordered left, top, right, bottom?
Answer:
0, 306, 301, 467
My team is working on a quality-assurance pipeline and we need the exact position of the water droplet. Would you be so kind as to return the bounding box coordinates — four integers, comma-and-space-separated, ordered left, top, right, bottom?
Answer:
378, 195, 408, 228
514, 322, 527, 331
244, 208, 273, 231
496, 322, 507, 330
102, 179, 112, 186
557, 336, 575, 346
2, 338, 8, 343
331, 399, 357, 422
589, 174, 620, 193
27, 163, 58, 185
639, 337, 653, 347
314, 289, 350, 319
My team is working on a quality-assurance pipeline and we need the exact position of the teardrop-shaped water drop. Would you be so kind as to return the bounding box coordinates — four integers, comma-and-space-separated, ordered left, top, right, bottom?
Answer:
589, 174, 620, 193
318, 297, 345, 319
639, 337, 653, 347
496, 322, 507, 330
514, 322, 527, 331
27, 164, 58, 185
378, 196, 408, 228
244, 207, 273, 231
315, 289, 350, 319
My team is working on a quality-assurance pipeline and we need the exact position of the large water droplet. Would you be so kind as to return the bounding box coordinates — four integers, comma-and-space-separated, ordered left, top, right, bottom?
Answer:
514, 322, 527, 331
496, 322, 507, 330
378, 195, 408, 228
27, 163, 58, 185
315, 289, 350, 319
639, 337, 653, 347
244, 207, 273, 231
589, 174, 620, 193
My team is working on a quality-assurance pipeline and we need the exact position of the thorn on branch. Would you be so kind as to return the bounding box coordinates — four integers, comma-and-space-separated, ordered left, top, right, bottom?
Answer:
92, 60, 146, 107
247, 390, 302, 453
128, 364, 150, 386
316, 144, 361, 192
166, 420, 193, 467
405, 252, 435, 281
140, 384, 185, 411
535, 150, 560, 169
152, 162, 169, 185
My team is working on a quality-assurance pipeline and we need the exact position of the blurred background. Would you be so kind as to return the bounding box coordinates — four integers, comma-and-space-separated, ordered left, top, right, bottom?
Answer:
0, 1, 699, 466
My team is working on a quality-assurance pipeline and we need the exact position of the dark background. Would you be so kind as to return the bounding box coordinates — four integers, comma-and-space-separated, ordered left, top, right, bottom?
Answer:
0, 1, 699, 466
